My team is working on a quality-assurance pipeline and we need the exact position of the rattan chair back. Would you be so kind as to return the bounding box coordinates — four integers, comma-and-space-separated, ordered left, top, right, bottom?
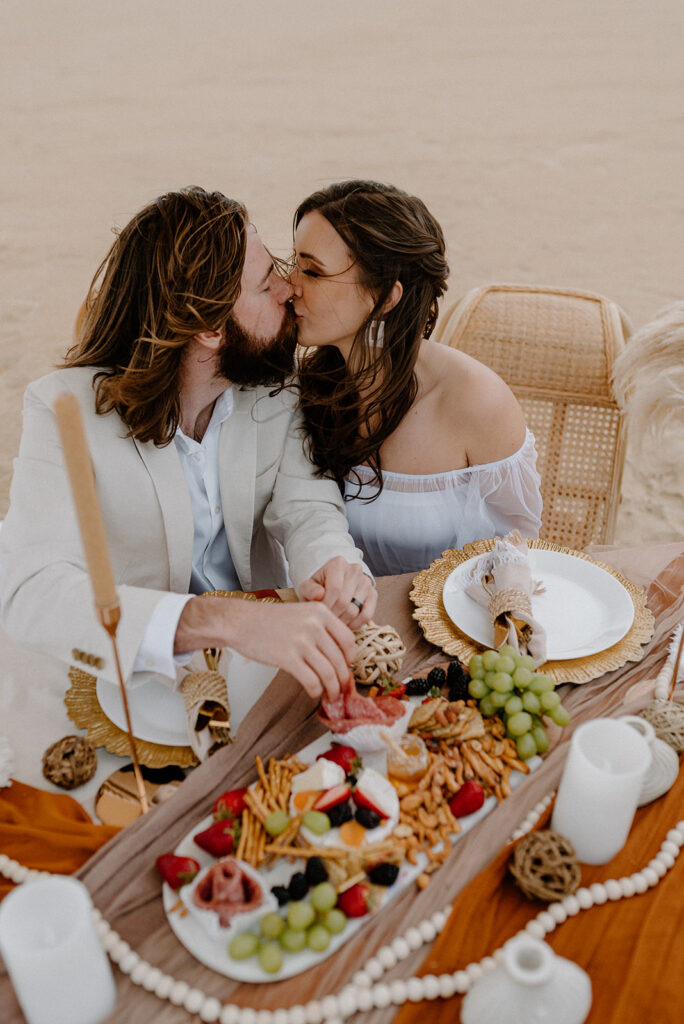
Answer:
433, 284, 631, 549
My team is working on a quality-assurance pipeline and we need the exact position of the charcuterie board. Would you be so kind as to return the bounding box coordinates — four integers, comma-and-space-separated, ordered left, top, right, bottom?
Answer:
162, 696, 539, 982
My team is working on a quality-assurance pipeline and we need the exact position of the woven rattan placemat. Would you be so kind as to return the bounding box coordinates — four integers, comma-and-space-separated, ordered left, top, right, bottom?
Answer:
410, 538, 654, 683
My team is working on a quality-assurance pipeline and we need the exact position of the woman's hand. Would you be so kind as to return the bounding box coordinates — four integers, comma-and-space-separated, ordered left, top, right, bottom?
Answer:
298, 556, 377, 628
174, 594, 356, 701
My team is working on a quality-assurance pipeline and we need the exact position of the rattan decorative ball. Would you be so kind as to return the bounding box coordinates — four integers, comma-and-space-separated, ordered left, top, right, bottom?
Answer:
509, 829, 581, 902
640, 700, 684, 754
42, 735, 97, 789
352, 621, 406, 685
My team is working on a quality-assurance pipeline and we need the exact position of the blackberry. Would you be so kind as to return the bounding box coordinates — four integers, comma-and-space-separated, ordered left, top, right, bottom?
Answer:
304, 857, 328, 886
447, 659, 469, 685
367, 862, 400, 887
287, 871, 309, 901
427, 667, 447, 690
404, 676, 431, 697
327, 800, 353, 828
447, 660, 471, 703
355, 806, 382, 830
271, 884, 290, 906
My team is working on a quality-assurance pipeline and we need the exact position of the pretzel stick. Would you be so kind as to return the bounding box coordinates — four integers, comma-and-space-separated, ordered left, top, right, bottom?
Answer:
263, 844, 348, 859
54, 394, 148, 814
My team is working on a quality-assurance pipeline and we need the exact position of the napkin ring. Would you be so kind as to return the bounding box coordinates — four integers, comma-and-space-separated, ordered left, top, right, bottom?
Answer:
181, 670, 231, 744
488, 588, 532, 620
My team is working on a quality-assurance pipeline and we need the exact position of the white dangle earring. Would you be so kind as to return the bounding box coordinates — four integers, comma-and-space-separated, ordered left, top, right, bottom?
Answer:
366, 319, 385, 348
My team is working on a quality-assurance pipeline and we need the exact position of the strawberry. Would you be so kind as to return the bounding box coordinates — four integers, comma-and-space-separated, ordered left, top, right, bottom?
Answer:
212, 787, 248, 822
377, 676, 406, 698
314, 783, 352, 812
155, 853, 200, 890
336, 882, 371, 918
316, 744, 362, 778
353, 768, 399, 820
193, 818, 241, 857
353, 790, 387, 818
448, 780, 485, 818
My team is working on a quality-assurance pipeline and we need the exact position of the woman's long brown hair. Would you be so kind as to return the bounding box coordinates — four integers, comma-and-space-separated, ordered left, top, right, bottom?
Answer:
64, 187, 247, 446
293, 180, 449, 497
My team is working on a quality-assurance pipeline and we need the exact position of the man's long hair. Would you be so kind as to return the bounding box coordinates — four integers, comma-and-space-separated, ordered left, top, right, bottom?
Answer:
64, 187, 248, 445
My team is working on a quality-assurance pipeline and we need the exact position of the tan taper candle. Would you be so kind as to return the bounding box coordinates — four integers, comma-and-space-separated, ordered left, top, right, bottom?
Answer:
54, 392, 149, 813
54, 393, 118, 613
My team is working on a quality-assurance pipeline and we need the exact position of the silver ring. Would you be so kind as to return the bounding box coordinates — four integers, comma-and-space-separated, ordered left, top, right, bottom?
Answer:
350, 597, 364, 613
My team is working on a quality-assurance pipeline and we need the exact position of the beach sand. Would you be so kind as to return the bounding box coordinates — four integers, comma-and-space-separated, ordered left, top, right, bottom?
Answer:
1, 0, 682, 542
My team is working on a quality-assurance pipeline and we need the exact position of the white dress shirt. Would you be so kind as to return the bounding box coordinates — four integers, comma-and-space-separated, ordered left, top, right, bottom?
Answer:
133, 388, 240, 681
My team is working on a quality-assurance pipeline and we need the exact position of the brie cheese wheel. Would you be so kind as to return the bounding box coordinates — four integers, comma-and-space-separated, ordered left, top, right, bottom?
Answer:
290, 760, 346, 794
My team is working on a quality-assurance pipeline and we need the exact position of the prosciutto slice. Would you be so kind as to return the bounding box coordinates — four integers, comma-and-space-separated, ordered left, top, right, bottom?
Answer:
193, 857, 263, 927
318, 677, 406, 733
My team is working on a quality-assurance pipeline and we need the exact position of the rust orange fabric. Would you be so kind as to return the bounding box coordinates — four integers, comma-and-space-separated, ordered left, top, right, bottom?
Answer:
0, 780, 120, 901
395, 756, 684, 1024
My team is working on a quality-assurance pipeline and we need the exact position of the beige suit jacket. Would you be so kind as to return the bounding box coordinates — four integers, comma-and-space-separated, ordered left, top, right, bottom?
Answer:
0, 368, 367, 685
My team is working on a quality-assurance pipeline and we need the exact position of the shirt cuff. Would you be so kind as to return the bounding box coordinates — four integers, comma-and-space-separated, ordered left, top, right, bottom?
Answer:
133, 593, 195, 679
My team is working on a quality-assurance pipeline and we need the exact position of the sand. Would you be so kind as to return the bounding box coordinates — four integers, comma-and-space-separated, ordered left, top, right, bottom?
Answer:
1, 0, 682, 542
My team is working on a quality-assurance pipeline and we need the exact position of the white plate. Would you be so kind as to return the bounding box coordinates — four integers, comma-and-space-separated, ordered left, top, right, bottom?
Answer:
163, 728, 539, 982
96, 676, 188, 747
96, 653, 279, 747
442, 549, 634, 660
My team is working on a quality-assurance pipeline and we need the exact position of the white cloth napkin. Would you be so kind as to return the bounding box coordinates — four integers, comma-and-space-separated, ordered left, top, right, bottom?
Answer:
464, 531, 548, 665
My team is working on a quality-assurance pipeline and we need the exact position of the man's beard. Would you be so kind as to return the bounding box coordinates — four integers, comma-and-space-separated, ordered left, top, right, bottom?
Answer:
217, 306, 297, 387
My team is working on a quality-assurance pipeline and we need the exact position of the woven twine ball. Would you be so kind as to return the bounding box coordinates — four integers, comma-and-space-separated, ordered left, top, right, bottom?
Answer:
42, 735, 97, 789
640, 700, 684, 754
352, 621, 406, 685
509, 829, 581, 902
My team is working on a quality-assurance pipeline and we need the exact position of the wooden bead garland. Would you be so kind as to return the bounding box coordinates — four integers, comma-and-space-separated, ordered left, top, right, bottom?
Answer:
351, 621, 406, 685
42, 734, 97, 789
0, 815, 682, 1022
509, 829, 581, 901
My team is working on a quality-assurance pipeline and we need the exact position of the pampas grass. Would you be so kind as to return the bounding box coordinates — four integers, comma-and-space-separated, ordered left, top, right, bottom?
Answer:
612, 301, 684, 453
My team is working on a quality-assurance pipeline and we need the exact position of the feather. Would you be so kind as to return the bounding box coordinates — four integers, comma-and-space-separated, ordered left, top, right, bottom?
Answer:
611, 301, 684, 453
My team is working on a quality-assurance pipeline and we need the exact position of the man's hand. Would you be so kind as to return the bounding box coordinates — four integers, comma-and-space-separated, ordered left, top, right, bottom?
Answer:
298, 557, 377, 628
175, 596, 356, 701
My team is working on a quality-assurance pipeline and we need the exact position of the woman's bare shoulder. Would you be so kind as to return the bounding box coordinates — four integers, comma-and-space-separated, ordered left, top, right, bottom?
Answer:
424, 344, 527, 463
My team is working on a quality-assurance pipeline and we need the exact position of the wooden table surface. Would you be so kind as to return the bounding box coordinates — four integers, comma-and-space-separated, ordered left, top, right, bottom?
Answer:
1, 541, 682, 1024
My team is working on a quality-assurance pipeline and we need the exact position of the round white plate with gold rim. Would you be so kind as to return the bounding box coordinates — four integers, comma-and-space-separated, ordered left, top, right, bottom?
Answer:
442, 548, 634, 660
95, 654, 279, 748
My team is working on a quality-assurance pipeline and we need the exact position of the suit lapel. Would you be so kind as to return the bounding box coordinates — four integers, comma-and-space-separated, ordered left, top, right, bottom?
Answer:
132, 437, 193, 593
218, 386, 257, 590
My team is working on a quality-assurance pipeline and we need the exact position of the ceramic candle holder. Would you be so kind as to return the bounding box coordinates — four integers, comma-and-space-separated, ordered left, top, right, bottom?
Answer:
0, 876, 116, 1024
551, 718, 651, 864
461, 934, 592, 1024
620, 714, 679, 805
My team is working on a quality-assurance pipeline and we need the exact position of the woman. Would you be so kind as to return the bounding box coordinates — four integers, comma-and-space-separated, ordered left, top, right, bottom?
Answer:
290, 180, 542, 576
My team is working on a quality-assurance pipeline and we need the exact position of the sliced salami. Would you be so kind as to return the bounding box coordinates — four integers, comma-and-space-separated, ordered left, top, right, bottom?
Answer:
193, 857, 263, 927
319, 679, 406, 733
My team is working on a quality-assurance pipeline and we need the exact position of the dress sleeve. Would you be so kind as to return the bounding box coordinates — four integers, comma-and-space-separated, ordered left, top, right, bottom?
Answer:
462, 429, 543, 543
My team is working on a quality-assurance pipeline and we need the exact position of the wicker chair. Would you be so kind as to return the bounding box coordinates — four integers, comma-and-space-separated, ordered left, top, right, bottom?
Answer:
433, 284, 631, 549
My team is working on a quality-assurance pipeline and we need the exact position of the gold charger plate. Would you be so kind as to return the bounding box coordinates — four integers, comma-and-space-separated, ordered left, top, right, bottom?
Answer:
64, 591, 280, 768
410, 538, 655, 684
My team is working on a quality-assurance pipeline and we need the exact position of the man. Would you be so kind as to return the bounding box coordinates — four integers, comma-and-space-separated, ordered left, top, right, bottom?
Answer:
0, 187, 376, 703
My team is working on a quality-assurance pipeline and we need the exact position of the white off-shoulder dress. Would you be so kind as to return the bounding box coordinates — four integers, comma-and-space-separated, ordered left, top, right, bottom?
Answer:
343, 428, 543, 577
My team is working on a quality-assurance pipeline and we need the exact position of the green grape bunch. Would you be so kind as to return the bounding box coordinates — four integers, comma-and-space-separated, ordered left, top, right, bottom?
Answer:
467, 646, 570, 760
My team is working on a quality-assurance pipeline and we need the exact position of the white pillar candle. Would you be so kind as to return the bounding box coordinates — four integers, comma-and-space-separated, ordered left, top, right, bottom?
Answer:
551, 718, 651, 864
0, 876, 116, 1024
